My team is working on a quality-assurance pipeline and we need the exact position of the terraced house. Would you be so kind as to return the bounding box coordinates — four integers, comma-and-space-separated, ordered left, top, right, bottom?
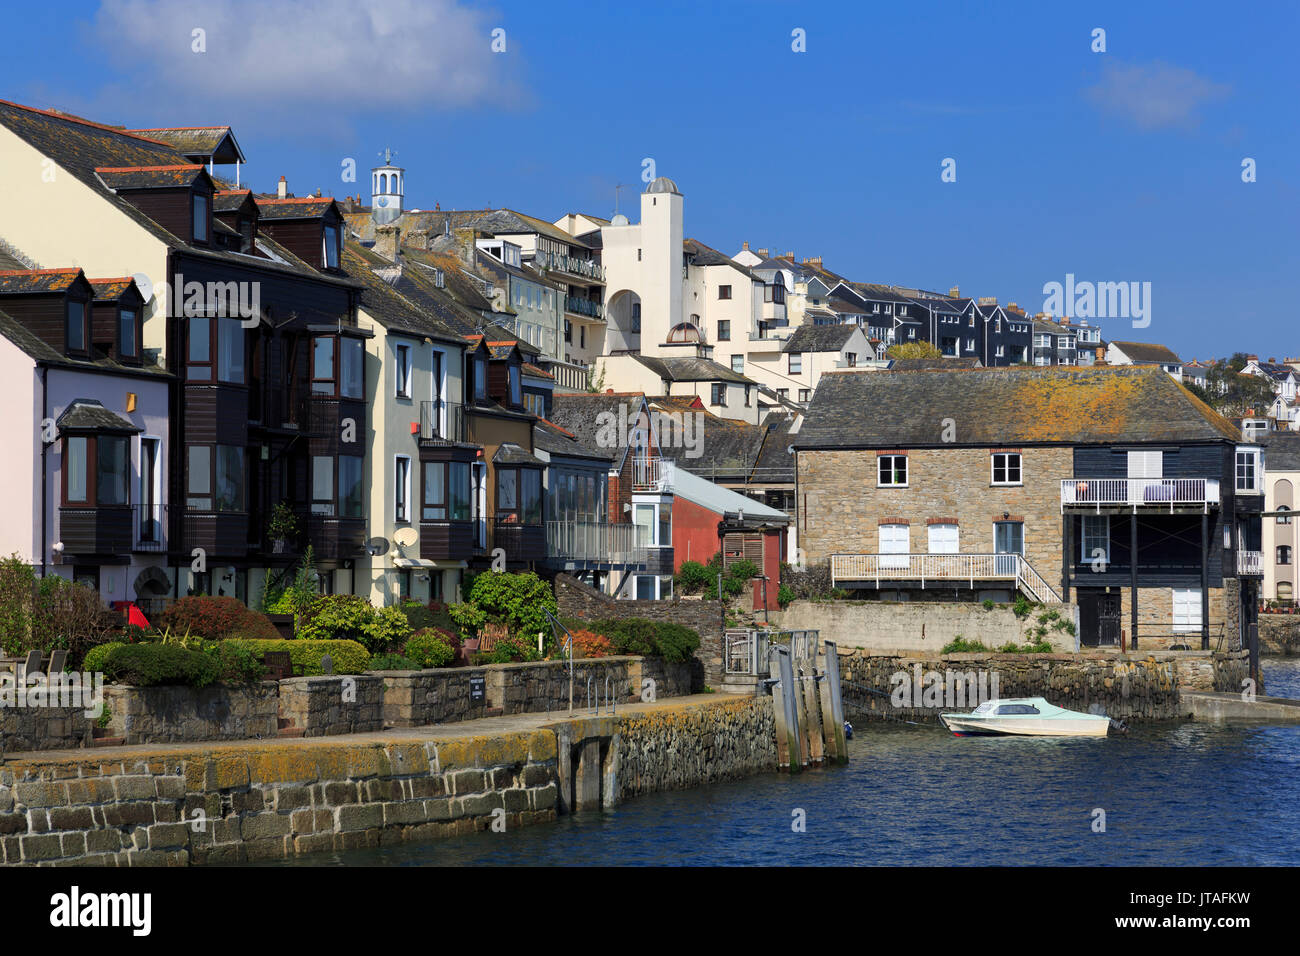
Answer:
795, 366, 1264, 651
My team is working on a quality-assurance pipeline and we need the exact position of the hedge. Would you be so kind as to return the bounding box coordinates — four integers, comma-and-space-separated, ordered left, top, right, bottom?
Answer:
222, 638, 370, 675
83, 641, 124, 675
99, 643, 220, 688
587, 618, 700, 664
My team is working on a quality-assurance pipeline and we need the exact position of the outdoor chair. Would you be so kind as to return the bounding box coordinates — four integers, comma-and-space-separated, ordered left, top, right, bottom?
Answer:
46, 649, 67, 674
20, 650, 42, 680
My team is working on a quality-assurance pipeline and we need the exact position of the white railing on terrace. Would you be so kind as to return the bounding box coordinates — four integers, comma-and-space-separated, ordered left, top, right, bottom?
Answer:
631, 456, 673, 492
546, 521, 646, 565
1237, 550, 1263, 575
1060, 478, 1220, 511
829, 552, 1060, 604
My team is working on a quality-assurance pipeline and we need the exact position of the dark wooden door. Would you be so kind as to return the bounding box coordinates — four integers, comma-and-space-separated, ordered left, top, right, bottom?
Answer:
1098, 593, 1121, 646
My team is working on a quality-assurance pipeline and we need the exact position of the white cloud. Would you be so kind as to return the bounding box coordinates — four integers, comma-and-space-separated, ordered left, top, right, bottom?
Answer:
75, 0, 524, 131
1084, 60, 1229, 131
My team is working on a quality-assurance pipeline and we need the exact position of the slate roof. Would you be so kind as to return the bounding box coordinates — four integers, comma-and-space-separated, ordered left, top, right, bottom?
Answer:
795, 366, 1242, 449
56, 399, 141, 432
1251, 361, 1296, 381
256, 197, 338, 220
630, 354, 755, 385
125, 127, 243, 162
1111, 341, 1183, 365
343, 242, 464, 344
89, 278, 135, 299
888, 357, 981, 370
0, 100, 355, 287
684, 239, 758, 279
493, 442, 546, 467
213, 190, 255, 213
522, 363, 553, 380
782, 324, 857, 353
533, 418, 612, 462
549, 392, 644, 462
95, 164, 208, 189
398, 247, 497, 313
0, 269, 81, 293
1262, 432, 1300, 471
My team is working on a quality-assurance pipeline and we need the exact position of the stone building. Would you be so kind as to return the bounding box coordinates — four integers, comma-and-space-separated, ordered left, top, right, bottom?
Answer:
793, 365, 1264, 651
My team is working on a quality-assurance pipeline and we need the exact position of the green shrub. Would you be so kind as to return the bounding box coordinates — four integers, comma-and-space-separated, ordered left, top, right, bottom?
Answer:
588, 618, 700, 663
404, 628, 456, 668
648, 622, 700, 663
100, 643, 220, 688
982, 599, 996, 611
941, 637, 990, 653
1012, 595, 1033, 618
297, 595, 412, 652
368, 653, 419, 671
207, 641, 268, 683
674, 560, 712, 595
83, 641, 124, 674
221, 638, 370, 675
454, 571, 557, 641
474, 633, 541, 664
777, 584, 796, 608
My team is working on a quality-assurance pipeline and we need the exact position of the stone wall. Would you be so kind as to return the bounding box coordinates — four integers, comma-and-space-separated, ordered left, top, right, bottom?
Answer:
0, 731, 560, 865
379, 668, 492, 728
277, 676, 385, 738
555, 573, 718, 687
611, 695, 776, 801
0, 696, 775, 866
0, 706, 94, 754
1260, 614, 1300, 654
104, 684, 279, 745
775, 599, 1076, 653
838, 650, 1184, 721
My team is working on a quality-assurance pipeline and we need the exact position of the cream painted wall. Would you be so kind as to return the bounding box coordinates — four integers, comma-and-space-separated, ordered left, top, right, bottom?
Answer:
0, 125, 172, 357
0, 337, 39, 565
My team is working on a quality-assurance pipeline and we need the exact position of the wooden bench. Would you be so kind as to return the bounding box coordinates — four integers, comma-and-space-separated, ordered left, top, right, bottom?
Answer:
262, 651, 295, 680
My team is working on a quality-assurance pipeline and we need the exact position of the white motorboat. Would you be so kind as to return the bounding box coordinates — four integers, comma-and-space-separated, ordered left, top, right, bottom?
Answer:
939, 697, 1111, 737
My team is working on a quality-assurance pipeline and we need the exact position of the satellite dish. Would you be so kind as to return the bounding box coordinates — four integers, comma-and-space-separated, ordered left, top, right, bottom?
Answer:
393, 527, 418, 549
364, 536, 390, 556
131, 272, 154, 302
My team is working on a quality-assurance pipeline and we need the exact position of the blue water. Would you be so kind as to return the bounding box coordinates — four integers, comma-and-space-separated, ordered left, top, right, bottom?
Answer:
271, 657, 1300, 866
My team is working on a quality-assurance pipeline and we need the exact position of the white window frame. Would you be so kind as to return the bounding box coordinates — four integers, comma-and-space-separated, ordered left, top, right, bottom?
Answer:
879, 523, 909, 568
994, 520, 1024, 556
1081, 514, 1110, 564
991, 452, 1022, 486
395, 455, 412, 523
1127, 450, 1162, 478
1172, 587, 1203, 633
878, 454, 908, 488
395, 343, 412, 399
927, 523, 959, 554
1235, 446, 1261, 492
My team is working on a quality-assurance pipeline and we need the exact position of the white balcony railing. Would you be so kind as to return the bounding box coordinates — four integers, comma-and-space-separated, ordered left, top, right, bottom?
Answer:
545, 521, 646, 565
631, 456, 673, 492
1060, 478, 1220, 511
829, 552, 1060, 604
1237, 550, 1263, 575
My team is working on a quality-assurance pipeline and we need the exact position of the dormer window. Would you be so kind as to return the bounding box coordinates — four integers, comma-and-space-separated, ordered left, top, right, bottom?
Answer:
119, 307, 138, 359
66, 300, 88, 353
475, 354, 487, 401
192, 192, 210, 243
323, 222, 340, 269
509, 364, 522, 406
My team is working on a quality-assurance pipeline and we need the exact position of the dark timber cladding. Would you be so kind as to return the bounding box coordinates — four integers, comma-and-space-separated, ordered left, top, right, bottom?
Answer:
795, 366, 1261, 651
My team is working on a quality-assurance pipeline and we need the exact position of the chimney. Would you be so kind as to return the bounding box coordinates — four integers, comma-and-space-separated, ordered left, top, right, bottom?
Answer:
277, 176, 287, 199
374, 224, 400, 263
742, 241, 750, 251
315, 188, 322, 198
948, 285, 960, 298
407, 229, 430, 251
978, 296, 998, 306
1007, 302, 1018, 312
803, 255, 822, 267
1248, 354, 1259, 362
1269, 357, 1276, 364
785, 251, 795, 260
757, 248, 769, 257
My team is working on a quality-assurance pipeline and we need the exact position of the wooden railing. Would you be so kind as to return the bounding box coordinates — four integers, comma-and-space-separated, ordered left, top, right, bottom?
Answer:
1061, 477, 1220, 510
830, 552, 1061, 603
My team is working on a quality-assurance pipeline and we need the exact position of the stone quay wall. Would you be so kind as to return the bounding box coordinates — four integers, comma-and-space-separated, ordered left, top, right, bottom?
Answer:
0, 706, 94, 754
277, 676, 385, 738
555, 573, 719, 688
1260, 614, 1300, 655
0, 696, 775, 866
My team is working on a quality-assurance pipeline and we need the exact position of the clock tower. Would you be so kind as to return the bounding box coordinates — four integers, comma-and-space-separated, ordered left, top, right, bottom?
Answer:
370, 148, 404, 224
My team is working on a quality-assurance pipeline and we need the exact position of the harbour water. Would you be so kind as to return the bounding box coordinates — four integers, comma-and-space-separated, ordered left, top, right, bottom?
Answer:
268, 657, 1300, 866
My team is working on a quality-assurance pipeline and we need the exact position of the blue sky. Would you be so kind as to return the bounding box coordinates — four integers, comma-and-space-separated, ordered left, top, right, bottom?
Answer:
6, 0, 1298, 359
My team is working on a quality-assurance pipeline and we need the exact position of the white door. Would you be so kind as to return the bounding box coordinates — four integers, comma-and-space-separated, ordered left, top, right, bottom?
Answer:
928, 523, 959, 554
879, 523, 909, 569
1173, 588, 1202, 634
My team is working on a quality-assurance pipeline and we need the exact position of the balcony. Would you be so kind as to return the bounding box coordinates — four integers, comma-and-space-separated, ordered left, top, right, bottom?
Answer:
303, 512, 366, 562
1061, 478, 1220, 512
545, 521, 647, 569
1237, 550, 1264, 576
57, 505, 132, 556
418, 400, 467, 444
182, 510, 249, 558
564, 295, 604, 320
491, 518, 546, 563
631, 457, 673, 493
830, 552, 1061, 604
133, 503, 168, 553
419, 519, 476, 562
536, 251, 605, 282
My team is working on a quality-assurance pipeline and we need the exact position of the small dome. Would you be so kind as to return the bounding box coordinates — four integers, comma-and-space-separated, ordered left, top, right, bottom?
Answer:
610, 213, 630, 226
644, 177, 680, 195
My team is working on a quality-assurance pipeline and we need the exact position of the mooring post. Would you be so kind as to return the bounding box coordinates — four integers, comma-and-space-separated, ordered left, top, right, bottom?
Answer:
801, 657, 825, 765
819, 640, 848, 764
771, 647, 801, 772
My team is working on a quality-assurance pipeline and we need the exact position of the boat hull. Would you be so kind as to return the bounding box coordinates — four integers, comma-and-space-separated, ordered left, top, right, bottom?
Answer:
940, 714, 1110, 737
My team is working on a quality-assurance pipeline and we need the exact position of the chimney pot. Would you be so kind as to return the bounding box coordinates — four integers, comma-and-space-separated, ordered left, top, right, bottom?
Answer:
742, 241, 749, 250
948, 285, 960, 298
277, 176, 287, 200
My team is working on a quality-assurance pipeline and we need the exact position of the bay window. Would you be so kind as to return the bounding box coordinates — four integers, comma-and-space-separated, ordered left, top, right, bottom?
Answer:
217, 317, 244, 383
312, 336, 335, 394
422, 461, 472, 521
496, 467, 541, 524
341, 337, 364, 398
185, 444, 244, 511
338, 456, 363, 518
63, 433, 130, 506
